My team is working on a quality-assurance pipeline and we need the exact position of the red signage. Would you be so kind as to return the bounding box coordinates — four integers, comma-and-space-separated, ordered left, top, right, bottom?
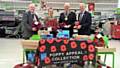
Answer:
88, 3, 95, 11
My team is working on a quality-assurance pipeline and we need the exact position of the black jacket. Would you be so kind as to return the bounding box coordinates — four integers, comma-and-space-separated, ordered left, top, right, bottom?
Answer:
59, 11, 76, 25
21, 11, 39, 39
78, 11, 92, 35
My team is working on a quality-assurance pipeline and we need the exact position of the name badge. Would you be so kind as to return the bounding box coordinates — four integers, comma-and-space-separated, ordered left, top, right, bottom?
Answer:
73, 29, 78, 33
34, 21, 39, 25
65, 17, 68, 21
48, 27, 52, 31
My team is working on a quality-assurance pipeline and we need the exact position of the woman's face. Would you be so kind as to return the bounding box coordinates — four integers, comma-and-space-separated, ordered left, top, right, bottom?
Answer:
48, 9, 53, 16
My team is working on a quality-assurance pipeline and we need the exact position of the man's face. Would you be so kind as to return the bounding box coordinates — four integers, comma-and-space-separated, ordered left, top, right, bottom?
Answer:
80, 4, 85, 12
29, 5, 35, 13
64, 5, 70, 11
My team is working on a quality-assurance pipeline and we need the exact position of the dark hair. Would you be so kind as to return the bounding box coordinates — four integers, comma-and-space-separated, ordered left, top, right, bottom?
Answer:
48, 7, 53, 11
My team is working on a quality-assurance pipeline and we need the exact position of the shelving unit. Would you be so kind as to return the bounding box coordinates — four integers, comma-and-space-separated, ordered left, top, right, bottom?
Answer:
45, 0, 118, 14
0, 0, 32, 10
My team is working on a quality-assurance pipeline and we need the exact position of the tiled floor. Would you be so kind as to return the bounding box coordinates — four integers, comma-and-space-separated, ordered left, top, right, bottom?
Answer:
0, 38, 120, 68
0, 38, 23, 68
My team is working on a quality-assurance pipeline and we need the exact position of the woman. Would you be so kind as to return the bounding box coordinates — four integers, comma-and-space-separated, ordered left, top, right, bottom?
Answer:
44, 8, 58, 37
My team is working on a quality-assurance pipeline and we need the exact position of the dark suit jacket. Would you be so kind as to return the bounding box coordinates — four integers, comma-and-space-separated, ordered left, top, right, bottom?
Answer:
59, 11, 76, 25
59, 11, 76, 37
21, 11, 39, 39
78, 11, 92, 35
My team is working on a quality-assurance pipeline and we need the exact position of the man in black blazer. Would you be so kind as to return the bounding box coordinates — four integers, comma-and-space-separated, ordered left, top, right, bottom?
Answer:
59, 3, 76, 37
77, 3, 92, 35
21, 3, 40, 39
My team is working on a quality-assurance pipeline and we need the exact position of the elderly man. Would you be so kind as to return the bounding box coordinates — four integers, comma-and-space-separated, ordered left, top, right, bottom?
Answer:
77, 3, 92, 35
21, 3, 40, 39
59, 3, 76, 37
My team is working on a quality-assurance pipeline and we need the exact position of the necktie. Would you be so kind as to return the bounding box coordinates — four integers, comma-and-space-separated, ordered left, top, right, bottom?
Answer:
79, 13, 83, 22
65, 11, 68, 16
65, 12, 68, 21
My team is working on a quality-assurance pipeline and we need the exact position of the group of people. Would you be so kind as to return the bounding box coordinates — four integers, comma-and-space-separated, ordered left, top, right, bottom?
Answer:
21, 3, 92, 39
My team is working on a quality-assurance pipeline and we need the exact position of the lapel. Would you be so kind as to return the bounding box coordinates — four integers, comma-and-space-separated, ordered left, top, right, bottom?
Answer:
78, 13, 80, 21
82, 11, 86, 21
79, 11, 86, 23
28, 11, 34, 24
28, 11, 33, 20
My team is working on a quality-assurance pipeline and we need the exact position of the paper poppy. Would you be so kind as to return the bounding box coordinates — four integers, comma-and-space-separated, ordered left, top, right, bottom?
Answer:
56, 38, 62, 43
70, 41, 77, 49
60, 45, 67, 52
39, 45, 46, 52
88, 53, 94, 60
88, 44, 95, 52
63, 39, 69, 44
47, 38, 54, 44
40, 39, 45, 44
32, 21, 42, 31
44, 57, 51, 64
50, 46, 57, 52
80, 42, 87, 49
83, 55, 88, 61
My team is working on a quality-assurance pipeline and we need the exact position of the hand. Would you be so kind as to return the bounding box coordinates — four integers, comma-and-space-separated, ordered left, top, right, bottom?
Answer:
77, 25, 81, 29
68, 25, 71, 27
75, 21, 80, 26
73, 26, 77, 29
64, 25, 70, 28
32, 27, 37, 31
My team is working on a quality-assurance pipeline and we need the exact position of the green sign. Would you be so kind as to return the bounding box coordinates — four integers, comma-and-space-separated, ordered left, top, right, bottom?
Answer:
115, 8, 120, 14
32, 0, 39, 3
82, 0, 87, 3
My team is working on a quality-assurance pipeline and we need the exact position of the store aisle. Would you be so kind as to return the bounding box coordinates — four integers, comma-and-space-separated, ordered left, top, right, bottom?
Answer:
0, 38, 120, 68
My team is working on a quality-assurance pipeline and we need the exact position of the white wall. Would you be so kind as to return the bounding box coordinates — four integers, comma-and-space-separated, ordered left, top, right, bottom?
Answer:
118, 0, 120, 8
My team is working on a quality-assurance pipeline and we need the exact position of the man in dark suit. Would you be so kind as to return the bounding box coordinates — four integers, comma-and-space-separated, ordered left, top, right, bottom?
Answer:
59, 3, 76, 37
77, 3, 92, 35
21, 3, 40, 39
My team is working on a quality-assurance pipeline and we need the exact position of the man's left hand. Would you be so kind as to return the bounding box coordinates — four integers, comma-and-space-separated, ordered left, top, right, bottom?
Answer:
32, 27, 37, 31
64, 25, 71, 28
68, 25, 71, 28
77, 25, 81, 29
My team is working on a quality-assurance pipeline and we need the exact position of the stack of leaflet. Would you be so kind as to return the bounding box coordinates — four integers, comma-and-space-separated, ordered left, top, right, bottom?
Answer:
57, 30, 70, 38
41, 34, 53, 39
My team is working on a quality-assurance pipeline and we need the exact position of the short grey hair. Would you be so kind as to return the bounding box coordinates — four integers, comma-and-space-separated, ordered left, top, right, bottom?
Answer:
28, 3, 35, 8
79, 3, 86, 8
64, 2, 70, 7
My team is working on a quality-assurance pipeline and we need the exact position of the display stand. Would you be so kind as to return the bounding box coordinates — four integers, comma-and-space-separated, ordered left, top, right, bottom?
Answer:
21, 39, 116, 68
96, 48, 116, 68
21, 40, 39, 63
